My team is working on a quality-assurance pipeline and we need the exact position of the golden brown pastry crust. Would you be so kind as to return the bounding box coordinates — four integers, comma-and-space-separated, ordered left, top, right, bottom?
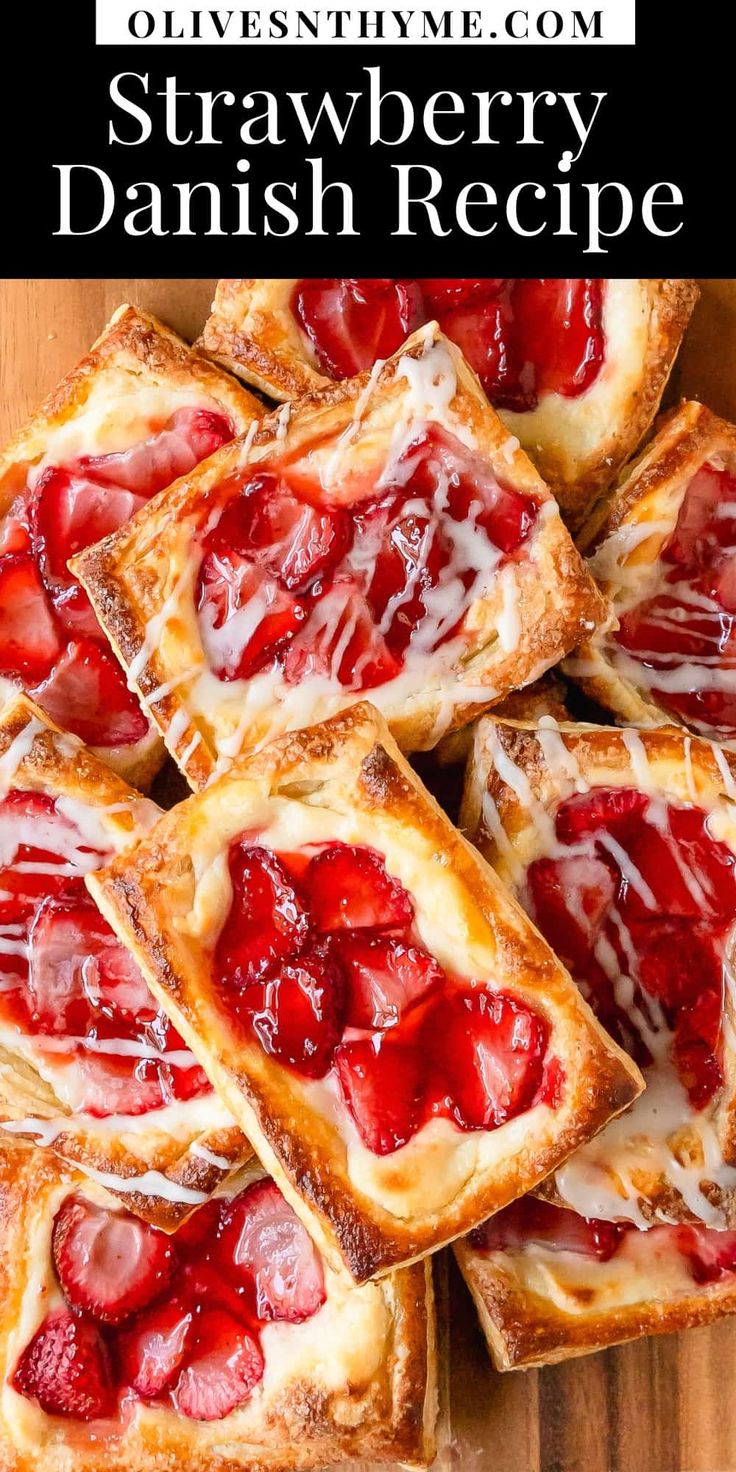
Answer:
88, 701, 641, 1283
461, 716, 736, 1227
199, 279, 698, 529
0, 1143, 436, 1470
566, 400, 736, 731
453, 1225, 736, 1370
72, 324, 605, 788
0, 304, 261, 788
0, 694, 248, 1232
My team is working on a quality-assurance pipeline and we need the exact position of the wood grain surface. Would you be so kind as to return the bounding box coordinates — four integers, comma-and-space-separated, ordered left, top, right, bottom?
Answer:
1, 276, 735, 1472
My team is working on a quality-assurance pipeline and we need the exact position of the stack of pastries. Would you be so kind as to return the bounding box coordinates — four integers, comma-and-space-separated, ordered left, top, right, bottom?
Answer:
1, 276, 734, 1468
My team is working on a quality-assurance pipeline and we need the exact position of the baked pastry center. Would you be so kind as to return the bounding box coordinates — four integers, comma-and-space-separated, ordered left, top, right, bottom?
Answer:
0, 407, 233, 748
523, 786, 735, 1115
214, 834, 559, 1155
291, 278, 605, 410
11, 1175, 324, 1422
609, 462, 736, 739
0, 786, 210, 1116
196, 420, 540, 692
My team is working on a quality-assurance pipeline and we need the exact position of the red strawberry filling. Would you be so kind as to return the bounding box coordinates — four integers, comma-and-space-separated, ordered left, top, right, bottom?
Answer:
524, 788, 736, 1108
214, 836, 555, 1156
613, 463, 736, 739
468, 1195, 736, 1288
0, 406, 233, 746
291, 278, 605, 411
196, 422, 539, 692
0, 788, 209, 1116
12, 1177, 324, 1423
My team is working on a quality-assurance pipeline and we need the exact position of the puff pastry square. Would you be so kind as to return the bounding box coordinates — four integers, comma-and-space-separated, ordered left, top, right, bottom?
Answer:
0, 303, 259, 787
199, 278, 698, 528
567, 401, 736, 742
454, 1193, 736, 1369
0, 1142, 436, 1469
88, 702, 641, 1282
461, 716, 736, 1228
0, 693, 247, 1230
72, 324, 605, 789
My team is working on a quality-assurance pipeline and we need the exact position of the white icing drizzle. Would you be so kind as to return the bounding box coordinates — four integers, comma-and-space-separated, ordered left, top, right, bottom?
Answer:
535, 718, 589, 793
189, 1142, 234, 1170
75, 1162, 209, 1204
0, 718, 44, 792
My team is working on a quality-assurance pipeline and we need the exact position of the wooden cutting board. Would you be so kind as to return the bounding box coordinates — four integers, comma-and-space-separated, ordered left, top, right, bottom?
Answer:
2, 276, 736, 1472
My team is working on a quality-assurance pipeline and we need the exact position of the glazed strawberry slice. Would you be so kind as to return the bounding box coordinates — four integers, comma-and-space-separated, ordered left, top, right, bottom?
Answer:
79, 407, 233, 496
281, 576, 402, 691
27, 892, 154, 1033
305, 843, 414, 932
525, 853, 617, 972
364, 495, 448, 656
468, 1197, 627, 1261
30, 466, 146, 589
51, 583, 104, 640
173, 1308, 264, 1421
682, 1224, 736, 1285
30, 636, 150, 747
52, 1194, 177, 1323
197, 549, 306, 681
176, 1255, 258, 1326
510, 278, 605, 403
554, 786, 649, 844
337, 932, 444, 1029
12, 1308, 115, 1421
629, 918, 726, 1010
222, 1178, 325, 1322
0, 790, 79, 912
672, 987, 724, 1108
403, 424, 537, 558
335, 1031, 427, 1154
665, 464, 736, 571
217, 842, 309, 985
0, 552, 61, 682
439, 294, 522, 406
240, 943, 346, 1078
292, 279, 424, 379
116, 1297, 194, 1396
210, 473, 350, 594
436, 988, 548, 1131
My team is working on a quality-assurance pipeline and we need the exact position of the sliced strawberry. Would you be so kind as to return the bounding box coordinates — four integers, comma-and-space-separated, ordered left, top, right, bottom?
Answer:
116, 1297, 194, 1397
666, 464, 736, 571
240, 942, 346, 1079
337, 932, 443, 1029
51, 582, 103, 639
79, 407, 233, 497
281, 577, 401, 692
52, 1194, 177, 1323
30, 467, 146, 589
509, 278, 605, 403
468, 1197, 627, 1262
435, 988, 548, 1131
12, 1309, 115, 1421
0, 552, 61, 682
629, 918, 725, 1010
336, 1031, 427, 1154
672, 987, 724, 1108
364, 496, 448, 656
197, 548, 306, 680
173, 1199, 224, 1254
400, 424, 537, 558
173, 1309, 263, 1421
526, 853, 617, 973
683, 1224, 736, 1285
554, 787, 649, 844
210, 473, 350, 594
221, 1178, 325, 1323
217, 842, 309, 986
439, 294, 522, 405
27, 892, 154, 1033
292, 279, 424, 379
305, 843, 414, 933
30, 636, 150, 747
176, 1256, 257, 1326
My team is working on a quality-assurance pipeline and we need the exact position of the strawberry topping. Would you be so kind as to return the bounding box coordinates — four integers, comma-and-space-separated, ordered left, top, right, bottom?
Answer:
614, 463, 736, 739
12, 1309, 115, 1421
526, 788, 736, 1105
196, 422, 537, 694
53, 1194, 177, 1323
215, 835, 552, 1154
14, 1176, 324, 1423
220, 1178, 325, 1323
0, 790, 210, 1117
468, 1196, 627, 1260
0, 553, 61, 682
290, 277, 605, 411
0, 406, 234, 747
